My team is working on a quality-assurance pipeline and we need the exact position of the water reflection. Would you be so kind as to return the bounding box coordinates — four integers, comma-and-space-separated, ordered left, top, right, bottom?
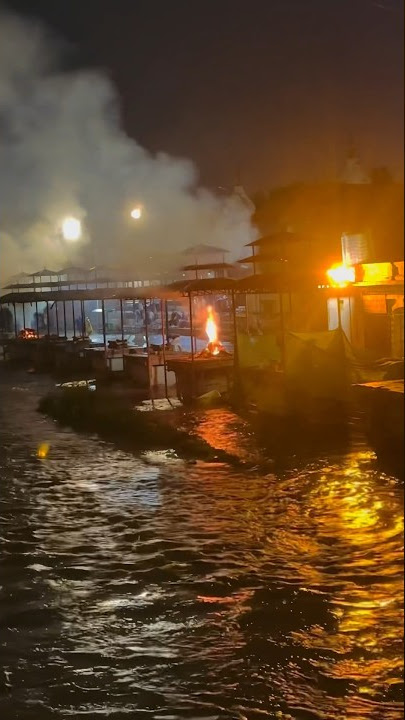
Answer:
0, 372, 403, 719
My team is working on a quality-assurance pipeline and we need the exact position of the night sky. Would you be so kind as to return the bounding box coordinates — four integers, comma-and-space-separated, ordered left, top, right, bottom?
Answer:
4, 0, 404, 191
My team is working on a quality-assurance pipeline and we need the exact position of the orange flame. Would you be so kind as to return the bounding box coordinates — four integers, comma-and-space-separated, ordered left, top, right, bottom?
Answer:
205, 306, 220, 354
197, 305, 229, 358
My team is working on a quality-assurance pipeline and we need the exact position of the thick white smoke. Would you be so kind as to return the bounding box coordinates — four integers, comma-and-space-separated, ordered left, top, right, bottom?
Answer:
0, 10, 255, 288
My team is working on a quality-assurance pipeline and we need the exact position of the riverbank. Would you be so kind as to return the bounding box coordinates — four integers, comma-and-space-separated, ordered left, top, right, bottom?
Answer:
38, 381, 359, 473
355, 380, 404, 478
38, 385, 246, 464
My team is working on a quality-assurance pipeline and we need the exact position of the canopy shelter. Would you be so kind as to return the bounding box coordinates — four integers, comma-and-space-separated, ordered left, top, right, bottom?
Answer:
2, 263, 175, 291
31, 268, 60, 277
182, 243, 229, 256
245, 231, 314, 249
0, 286, 182, 305
180, 262, 235, 279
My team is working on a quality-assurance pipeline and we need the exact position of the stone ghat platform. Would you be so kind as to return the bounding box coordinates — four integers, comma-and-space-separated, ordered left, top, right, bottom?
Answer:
355, 380, 404, 477
166, 355, 234, 404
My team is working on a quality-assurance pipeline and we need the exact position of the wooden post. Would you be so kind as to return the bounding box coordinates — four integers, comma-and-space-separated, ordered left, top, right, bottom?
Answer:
101, 299, 107, 349
232, 289, 240, 374
22, 302, 26, 330
46, 302, 50, 337
72, 301, 76, 339
63, 301, 67, 339
144, 299, 152, 398
165, 299, 170, 344
132, 300, 136, 333
188, 292, 195, 400
80, 300, 85, 337
35, 301, 39, 337
55, 302, 60, 337
161, 299, 168, 399
13, 302, 17, 337
120, 298, 124, 342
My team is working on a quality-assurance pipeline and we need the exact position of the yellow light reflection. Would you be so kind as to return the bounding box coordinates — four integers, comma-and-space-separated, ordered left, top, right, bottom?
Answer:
37, 443, 50, 459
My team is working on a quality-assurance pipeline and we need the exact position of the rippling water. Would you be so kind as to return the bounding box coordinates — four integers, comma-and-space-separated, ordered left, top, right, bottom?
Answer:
0, 369, 403, 719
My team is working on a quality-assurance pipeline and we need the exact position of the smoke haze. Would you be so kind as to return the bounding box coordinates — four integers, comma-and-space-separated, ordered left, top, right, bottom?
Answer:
0, 9, 255, 287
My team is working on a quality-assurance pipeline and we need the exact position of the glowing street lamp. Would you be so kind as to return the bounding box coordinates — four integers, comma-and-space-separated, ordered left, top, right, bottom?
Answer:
62, 216, 82, 241
130, 207, 142, 220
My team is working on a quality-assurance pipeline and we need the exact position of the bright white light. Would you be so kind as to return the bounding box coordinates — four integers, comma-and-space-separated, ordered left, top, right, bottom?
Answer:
62, 216, 81, 241
326, 263, 355, 287
130, 207, 142, 220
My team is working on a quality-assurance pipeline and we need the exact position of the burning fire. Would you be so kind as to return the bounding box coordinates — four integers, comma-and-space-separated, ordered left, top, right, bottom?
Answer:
197, 305, 230, 358
205, 305, 220, 355
19, 328, 38, 340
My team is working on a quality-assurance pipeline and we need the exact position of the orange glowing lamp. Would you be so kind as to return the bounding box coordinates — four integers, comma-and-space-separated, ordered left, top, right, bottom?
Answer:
326, 263, 355, 287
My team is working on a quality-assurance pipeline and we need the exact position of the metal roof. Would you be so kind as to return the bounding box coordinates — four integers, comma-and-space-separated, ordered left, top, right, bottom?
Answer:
58, 266, 92, 275
235, 274, 287, 292
237, 254, 286, 264
182, 244, 229, 255
165, 278, 236, 295
3, 277, 143, 290
235, 271, 322, 292
31, 268, 60, 277
245, 232, 314, 248
0, 286, 182, 304
183, 277, 236, 292
181, 262, 234, 271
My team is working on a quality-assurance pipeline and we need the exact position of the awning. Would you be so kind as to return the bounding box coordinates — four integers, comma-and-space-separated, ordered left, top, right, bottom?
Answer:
0, 286, 182, 304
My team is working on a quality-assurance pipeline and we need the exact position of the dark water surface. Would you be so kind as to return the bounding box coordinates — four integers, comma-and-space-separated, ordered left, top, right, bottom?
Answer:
0, 370, 403, 719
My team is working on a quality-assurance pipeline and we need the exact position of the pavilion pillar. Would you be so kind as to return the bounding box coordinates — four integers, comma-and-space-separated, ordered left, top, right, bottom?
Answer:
161, 300, 168, 399
144, 299, 152, 398
55, 303, 60, 337
35, 301, 39, 336
80, 300, 85, 337
101, 299, 107, 349
13, 303, 17, 337
72, 301, 76, 339
120, 299, 124, 342
188, 292, 195, 400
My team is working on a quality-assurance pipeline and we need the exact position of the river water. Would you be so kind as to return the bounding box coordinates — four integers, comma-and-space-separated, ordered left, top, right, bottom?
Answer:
0, 369, 403, 720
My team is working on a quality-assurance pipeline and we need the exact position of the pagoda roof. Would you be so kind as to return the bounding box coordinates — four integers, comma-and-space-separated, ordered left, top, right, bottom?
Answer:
182, 244, 228, 256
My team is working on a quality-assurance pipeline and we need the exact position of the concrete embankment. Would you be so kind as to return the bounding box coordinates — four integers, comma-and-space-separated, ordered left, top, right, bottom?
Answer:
355, 380, 404, 476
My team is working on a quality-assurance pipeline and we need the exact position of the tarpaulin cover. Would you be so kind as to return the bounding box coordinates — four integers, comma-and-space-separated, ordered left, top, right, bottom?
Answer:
238, 327, 403, 416
237, 333, 281, 368
284, 329, 350, 401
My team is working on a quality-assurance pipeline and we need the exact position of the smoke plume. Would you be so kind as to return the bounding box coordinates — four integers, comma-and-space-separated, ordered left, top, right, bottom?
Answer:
0, 10, 255, 288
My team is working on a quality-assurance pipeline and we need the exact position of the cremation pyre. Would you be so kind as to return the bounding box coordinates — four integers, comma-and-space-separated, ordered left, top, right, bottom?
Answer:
196, 305, 231, 358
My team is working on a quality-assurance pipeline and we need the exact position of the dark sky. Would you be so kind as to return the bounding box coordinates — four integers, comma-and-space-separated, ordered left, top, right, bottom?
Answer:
4, 0, 404, 191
